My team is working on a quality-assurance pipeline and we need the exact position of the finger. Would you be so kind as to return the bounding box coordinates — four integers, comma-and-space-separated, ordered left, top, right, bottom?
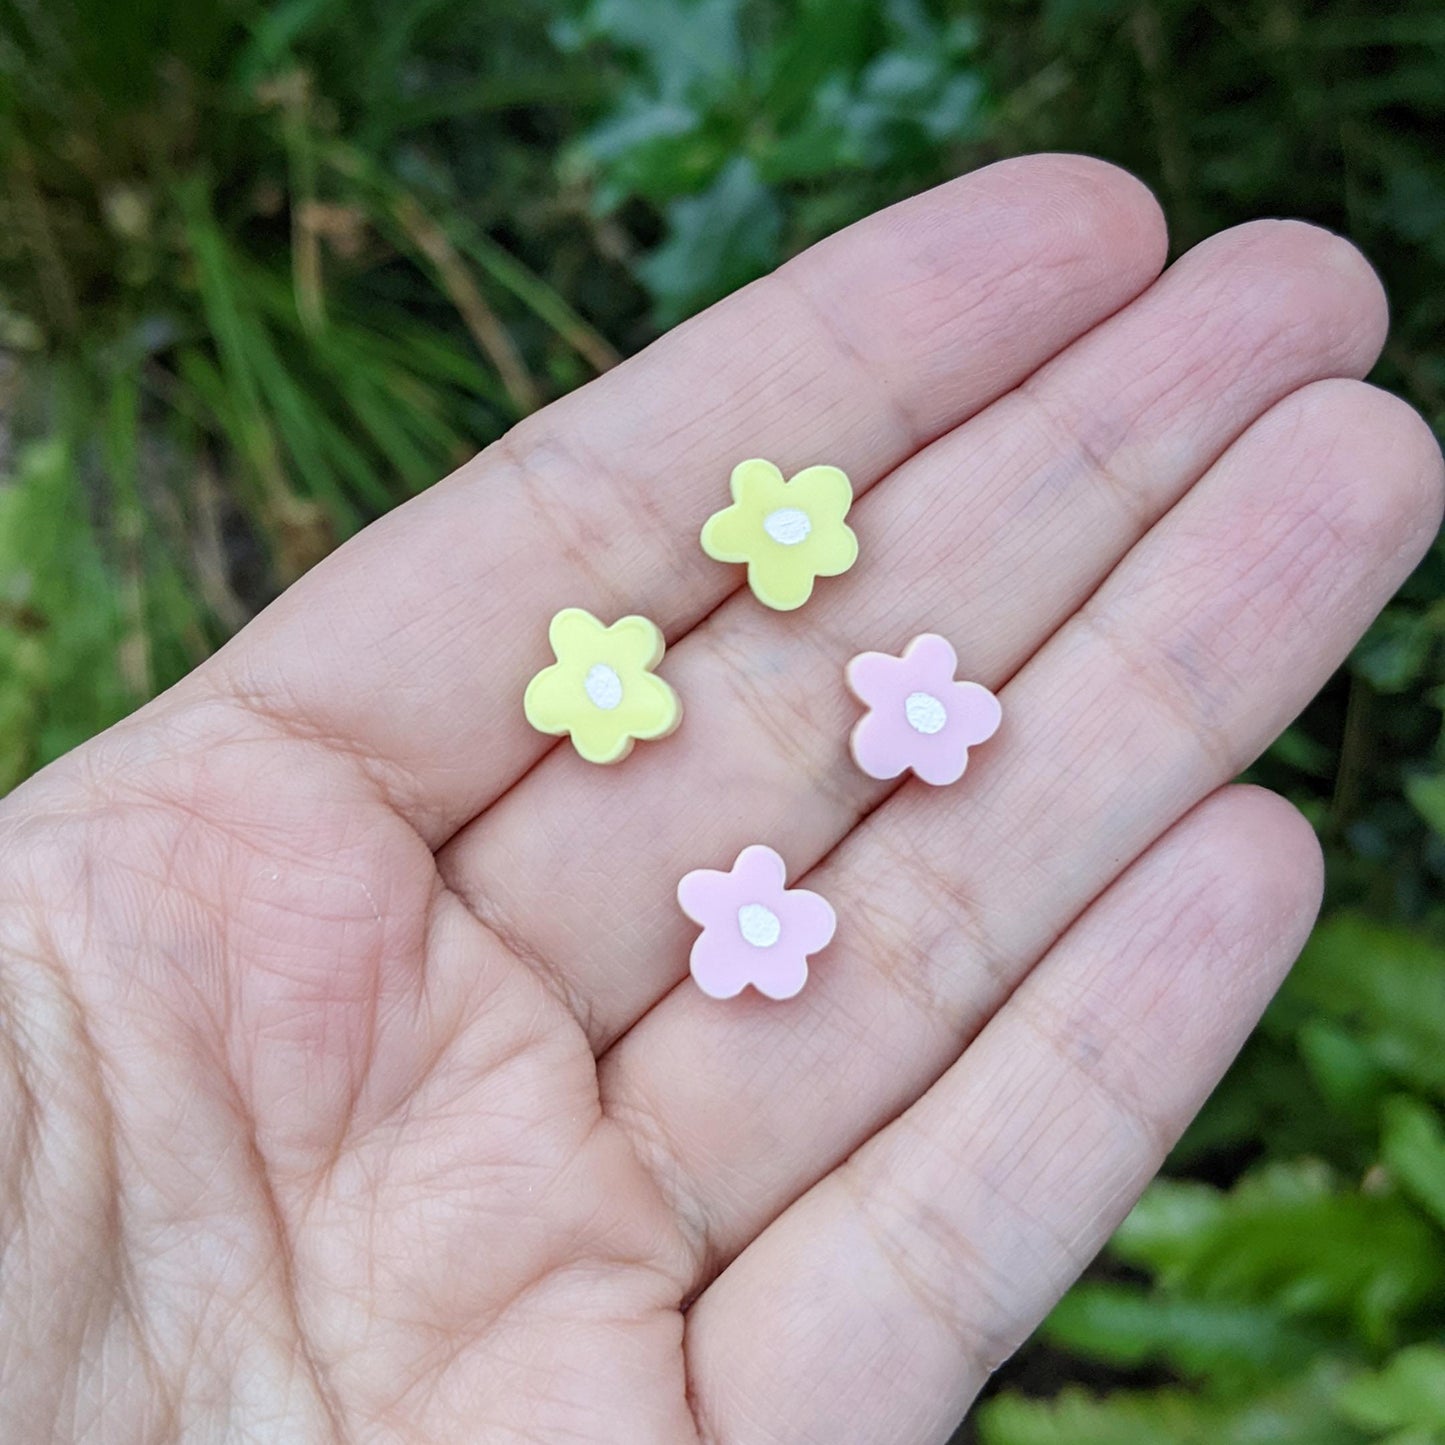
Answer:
602, 378, 1443, 1284
194, 156, 1166, 845
683, 786, 1322, 1445
440, 219, 1388, 1037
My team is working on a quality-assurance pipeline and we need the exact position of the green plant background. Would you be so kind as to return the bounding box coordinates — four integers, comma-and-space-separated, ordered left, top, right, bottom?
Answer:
2, 0, 1443, 1438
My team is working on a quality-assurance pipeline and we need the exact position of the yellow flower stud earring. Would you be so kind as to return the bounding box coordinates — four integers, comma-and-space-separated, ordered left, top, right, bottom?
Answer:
524, 608, 681, 764
700, 458, 859, 610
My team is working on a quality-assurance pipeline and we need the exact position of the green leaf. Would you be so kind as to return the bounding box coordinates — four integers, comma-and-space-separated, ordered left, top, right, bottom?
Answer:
1282, 915, 1445, 1100
760, 0, 878, 120
1382, 1096, 1445, 1231
563, 0, 745, 102
0, 436, 134, 784
1352, 609, 1441, 693
1172, 1032, 1353, 1165
636, 156, 781, 324
1336, 1347, 1445, 1434
1043, 1282, 1330, 1382
1379, 164, 1445, 265
1405, 772, 1445, 840
569, 96, 711, 205
1112, 1164, 1445, 1344
978, 1376, 1361, 1445
1299, 1020, 1396, 1122
1271, 724, 1337, 777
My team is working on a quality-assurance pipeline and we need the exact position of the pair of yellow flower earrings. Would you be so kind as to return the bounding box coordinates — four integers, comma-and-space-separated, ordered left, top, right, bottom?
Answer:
523, 458, 857, 764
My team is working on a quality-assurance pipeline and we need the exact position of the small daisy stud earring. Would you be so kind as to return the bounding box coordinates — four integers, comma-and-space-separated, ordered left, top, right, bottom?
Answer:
677, 844, 836, 999
700, 458, 859, 610
846, 634, 1001, 785
524, 607, 681, 764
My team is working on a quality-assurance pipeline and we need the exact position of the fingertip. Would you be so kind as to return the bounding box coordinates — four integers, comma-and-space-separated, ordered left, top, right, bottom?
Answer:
1183, 784, 1325, 970
1340, 382, 1445, 543
1006, 152, 1170, 275
1258, 378, 1445, 567
901, 151, 1169, 293
789, 153, 1170, 445
1187, 218, 1390, 379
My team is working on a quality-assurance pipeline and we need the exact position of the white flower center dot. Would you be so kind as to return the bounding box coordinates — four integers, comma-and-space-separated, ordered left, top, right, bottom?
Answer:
904, 691, 947, 735
763, 507, 812, 546
737, 903, 782, 948
584, 663, 623, 710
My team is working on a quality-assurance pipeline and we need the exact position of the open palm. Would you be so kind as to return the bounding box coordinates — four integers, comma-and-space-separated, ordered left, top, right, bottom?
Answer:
3, 156, 1441, 1444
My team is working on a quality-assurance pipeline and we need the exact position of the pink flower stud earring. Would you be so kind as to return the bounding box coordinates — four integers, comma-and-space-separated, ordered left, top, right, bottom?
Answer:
846, 633, 1001, 785
677, 844, 836, 999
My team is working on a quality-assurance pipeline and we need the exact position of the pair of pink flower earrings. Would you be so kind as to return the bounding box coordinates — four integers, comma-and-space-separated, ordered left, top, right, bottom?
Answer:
524, 459, 1002, 1000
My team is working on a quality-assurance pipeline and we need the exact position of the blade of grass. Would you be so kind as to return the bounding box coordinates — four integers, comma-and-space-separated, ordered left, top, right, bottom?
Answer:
101, 367, 152, 696
238, 260, 440, 507
176, 348, 337, 582
176, 180, 297, 509
390, 192, 541, 414
347, 317, 514, 406
5, 142, 80, 337
180, 185, 388, 524
327, 143, 621, 376
383, 69, 613, 132
244, 265, 484, 476
284, 75, 327, 334
456, 228, 622, 375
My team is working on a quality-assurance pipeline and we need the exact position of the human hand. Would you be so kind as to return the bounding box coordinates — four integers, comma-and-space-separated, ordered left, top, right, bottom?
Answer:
2, 155, 1439, 1444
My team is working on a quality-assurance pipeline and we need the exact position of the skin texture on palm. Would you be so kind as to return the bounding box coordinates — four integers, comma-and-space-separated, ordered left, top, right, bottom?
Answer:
0, 155, 1440, 1444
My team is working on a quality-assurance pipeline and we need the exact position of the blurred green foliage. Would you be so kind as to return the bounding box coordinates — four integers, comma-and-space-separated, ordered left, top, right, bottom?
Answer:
0, 0, 630, 782
1, 0, 1443, 1439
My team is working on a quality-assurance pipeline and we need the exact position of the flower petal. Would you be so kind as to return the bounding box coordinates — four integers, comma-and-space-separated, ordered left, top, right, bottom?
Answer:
803, 519, 859, 580
778, 886, 837, 956
949, 680, 1002, 745
547, 606, 607, 665
788, 464, 853, 523
677, 867, 733, 930
619, 670, 682, 741
901, 632, 959, 689
730, 457, 786, 509
752, 950, 809, 1001
731, 843, 789, 898
522, 663, 575, 736
599, 614, 666, 671
912, 734, 970, 787
845, 650, 905, 708
700, 504, 757, 563
689, 928, 750, 1000
747, 549, 819, 611
569, 712, 636, 765
850, 710, 909, 781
